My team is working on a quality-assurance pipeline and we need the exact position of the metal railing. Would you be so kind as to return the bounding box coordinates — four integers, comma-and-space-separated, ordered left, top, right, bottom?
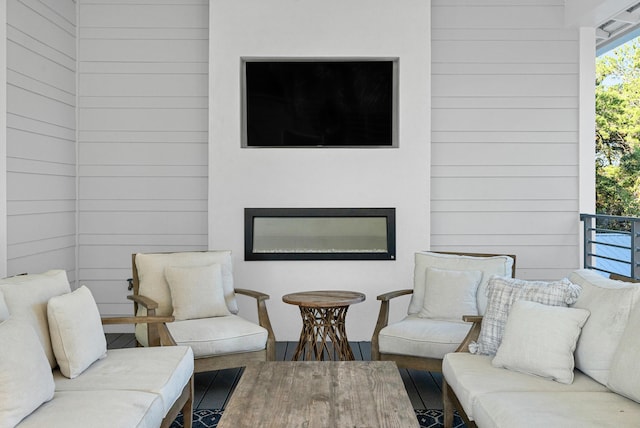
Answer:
580, 213, 640, 279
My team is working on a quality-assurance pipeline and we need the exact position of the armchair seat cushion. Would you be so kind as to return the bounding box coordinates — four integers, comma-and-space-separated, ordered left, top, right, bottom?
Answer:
378, 315, 472, 359
442, 352, 608, 421
16, 390, 164, 428
53, 346, 194, 416
167, 315, 268, 358
472, 391, 640, 428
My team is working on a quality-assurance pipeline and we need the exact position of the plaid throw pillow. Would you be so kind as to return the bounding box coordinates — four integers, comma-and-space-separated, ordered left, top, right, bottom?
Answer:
472, 275, 582, 355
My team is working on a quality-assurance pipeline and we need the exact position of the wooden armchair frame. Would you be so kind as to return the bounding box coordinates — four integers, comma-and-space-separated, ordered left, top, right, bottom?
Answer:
371, 251, 516, 373
101, 315, 194, 428
129, 253, 276, 373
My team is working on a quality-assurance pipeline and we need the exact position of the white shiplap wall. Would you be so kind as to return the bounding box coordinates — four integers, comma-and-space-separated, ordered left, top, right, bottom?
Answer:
431, 0, 581, 280
77, 0, 209, 320
6, 0, 77, 278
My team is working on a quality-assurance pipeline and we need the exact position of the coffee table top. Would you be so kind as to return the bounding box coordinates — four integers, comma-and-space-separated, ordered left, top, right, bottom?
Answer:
218, 361, 419, 428
282, 290, 366, 308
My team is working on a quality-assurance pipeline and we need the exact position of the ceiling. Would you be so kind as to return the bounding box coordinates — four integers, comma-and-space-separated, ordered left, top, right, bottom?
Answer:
596, 1, 640, 54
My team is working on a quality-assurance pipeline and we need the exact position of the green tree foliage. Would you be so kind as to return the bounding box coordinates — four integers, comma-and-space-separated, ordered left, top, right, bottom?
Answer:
596, 40, 640, 216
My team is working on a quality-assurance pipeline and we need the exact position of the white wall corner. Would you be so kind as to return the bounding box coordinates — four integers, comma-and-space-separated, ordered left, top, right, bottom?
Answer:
579, 27, 597, 267
0, 0, 7, 278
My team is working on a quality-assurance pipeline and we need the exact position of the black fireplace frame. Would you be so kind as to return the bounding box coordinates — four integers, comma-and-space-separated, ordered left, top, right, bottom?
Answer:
244, 208, 396, 261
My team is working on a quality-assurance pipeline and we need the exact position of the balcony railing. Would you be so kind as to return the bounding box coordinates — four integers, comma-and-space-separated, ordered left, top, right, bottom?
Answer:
580, 213, 640, 280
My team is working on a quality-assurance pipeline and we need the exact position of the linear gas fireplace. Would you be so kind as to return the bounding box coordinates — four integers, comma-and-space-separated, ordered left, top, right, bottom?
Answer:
244, 208, 396, 261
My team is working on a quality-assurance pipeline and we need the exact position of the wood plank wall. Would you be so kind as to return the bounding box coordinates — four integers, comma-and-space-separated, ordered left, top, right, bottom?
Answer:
6, 0, 77, 278
77, 0, 209, 321
430, 0, 581, 279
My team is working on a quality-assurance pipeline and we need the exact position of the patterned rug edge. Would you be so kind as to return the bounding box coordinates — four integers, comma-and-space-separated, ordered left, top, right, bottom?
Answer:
170, 409, 466, 428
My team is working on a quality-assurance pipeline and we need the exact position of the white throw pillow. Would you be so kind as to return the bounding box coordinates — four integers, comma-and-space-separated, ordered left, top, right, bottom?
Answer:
569, 269, 640, 385
0, 318, 55, 428
418, 267, 481, 321
492, 300, 590, 384
0, 270, 72, 368
475, 276, 582, 355
409, 252, 514, 316
165, 263, 231, 320
48, 286, 107, 378
607, 304, 640, 402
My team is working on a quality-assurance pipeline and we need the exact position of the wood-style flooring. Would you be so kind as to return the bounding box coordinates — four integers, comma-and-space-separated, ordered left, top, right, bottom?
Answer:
106, 334, 445, 411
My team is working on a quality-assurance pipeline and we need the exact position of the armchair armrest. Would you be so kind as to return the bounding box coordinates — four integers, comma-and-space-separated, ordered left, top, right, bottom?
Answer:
371, 289, 414, 360
127, 294, 158, 312
101, 315, 177, 346
455, 315, 483, 352
125, 295, 174, 347
234, 288, 276, 361
377, 288, 414, 302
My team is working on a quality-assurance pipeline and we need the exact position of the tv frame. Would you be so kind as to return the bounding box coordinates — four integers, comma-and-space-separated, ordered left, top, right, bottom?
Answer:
244, 207, 396, 261
240, 57, 399, 149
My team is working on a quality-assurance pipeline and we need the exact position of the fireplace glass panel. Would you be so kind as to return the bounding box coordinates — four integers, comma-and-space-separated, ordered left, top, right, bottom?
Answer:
245, 208, 395, 260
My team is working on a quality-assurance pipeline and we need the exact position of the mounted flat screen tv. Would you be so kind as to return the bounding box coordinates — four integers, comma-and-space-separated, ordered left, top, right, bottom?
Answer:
241, 58, 398, 148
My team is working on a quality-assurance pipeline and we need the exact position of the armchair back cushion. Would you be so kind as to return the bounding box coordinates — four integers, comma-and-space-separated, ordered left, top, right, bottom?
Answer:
409, 252, 515, 316
0, 318, 55, 428
135, 251, 239, 318
0, 270, 71, 367
47, 286, 107, 378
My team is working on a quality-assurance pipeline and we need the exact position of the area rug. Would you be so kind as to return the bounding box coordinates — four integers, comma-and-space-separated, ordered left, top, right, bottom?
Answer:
170, 409, 466, 428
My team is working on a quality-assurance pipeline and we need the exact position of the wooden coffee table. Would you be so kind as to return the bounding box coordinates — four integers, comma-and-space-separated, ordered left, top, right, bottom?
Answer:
218, 361, 419, 428
282, 290, 366, 360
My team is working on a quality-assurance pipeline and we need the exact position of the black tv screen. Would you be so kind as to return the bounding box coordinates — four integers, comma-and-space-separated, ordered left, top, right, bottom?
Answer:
242, 59, 397, 148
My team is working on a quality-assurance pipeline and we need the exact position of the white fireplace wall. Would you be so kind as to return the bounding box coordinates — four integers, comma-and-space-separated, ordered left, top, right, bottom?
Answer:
209, 0, 431, 341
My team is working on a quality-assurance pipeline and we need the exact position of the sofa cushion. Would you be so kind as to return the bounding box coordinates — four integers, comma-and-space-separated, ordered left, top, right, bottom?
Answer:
442, 352, 608, 421
569, 269, 640, 385
472, 391, 640, 428
409, 252, 514, 316
491, 301, 590, 384
47, 286, 107, 378
379, 315, 472, 359
53, 346, 193, 416
166, 315, 268, 358
418, 267, 482, 321
475, 275, 581, 355
0, 319, 55, 428
165, 263, 231, 320
0, 292, 8, 321
16, 390, 164, 428
608, 303, 640, 403
135, 251, 238, 318
0, 270, 71, 367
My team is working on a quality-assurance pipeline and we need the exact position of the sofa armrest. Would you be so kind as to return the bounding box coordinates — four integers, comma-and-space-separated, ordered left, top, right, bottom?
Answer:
101, 315, 177, 346
371, 289, 414, 360
234, 288, 276, 361
454, 315, 483, 352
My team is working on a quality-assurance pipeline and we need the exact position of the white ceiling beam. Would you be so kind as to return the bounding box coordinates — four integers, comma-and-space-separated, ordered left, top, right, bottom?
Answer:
612, 10, 640, 24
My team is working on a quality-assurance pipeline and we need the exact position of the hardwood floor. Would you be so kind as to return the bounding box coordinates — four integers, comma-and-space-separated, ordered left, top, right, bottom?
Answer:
105, 334, 445, 411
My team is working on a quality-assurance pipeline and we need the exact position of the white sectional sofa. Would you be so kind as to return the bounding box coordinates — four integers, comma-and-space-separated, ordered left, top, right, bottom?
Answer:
0, 270, 195, 428
442, 269, 640, 428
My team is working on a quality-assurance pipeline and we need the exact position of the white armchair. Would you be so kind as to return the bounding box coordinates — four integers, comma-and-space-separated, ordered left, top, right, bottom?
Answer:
129, 250, 276, 373
371, 251, 516, 372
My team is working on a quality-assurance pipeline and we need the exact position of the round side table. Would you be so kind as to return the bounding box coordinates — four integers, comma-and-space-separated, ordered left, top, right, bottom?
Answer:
282, 290, 366, 361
